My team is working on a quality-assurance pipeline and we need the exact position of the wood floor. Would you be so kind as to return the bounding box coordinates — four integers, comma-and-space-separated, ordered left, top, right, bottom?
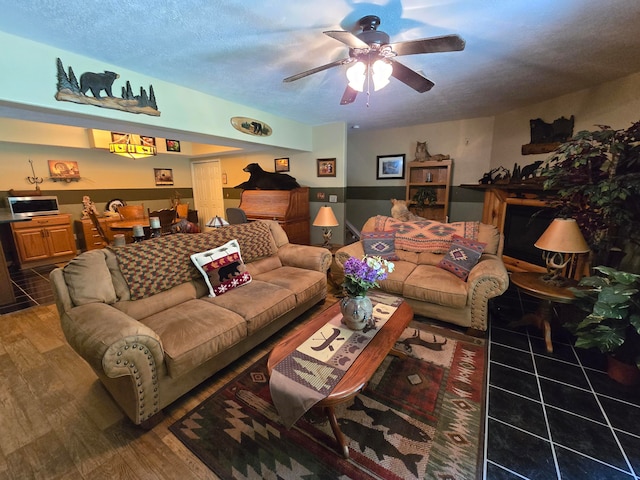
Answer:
0, 294, 339, 479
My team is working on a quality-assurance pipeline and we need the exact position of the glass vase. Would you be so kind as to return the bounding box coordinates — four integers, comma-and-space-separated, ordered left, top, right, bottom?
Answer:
340, 294, 373, 331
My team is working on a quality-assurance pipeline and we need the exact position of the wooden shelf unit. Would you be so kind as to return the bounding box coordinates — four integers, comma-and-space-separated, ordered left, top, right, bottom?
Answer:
405, 159, 452, 222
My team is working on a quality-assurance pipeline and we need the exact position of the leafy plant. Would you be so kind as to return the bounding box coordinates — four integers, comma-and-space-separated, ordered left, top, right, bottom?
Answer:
540, 122, 640, 267
412, 187, 437, 208
567, 266, 640, 369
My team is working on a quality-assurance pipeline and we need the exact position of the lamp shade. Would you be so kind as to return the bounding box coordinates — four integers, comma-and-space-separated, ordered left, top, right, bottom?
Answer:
206, 216, 228, 228
534, 218, 590, 253
313, 206, 339, 227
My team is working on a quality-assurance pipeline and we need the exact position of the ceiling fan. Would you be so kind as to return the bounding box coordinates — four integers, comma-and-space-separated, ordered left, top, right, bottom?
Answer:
283, 15, 465, 105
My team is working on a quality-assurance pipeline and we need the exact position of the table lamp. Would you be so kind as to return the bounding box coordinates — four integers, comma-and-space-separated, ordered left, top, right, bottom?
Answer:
534, 218, 590, 286
206, 216, 228, 228
313, 206, 339, 248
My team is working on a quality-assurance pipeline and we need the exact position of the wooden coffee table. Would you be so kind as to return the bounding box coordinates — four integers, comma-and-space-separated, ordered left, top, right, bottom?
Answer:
267, 298, 413, 458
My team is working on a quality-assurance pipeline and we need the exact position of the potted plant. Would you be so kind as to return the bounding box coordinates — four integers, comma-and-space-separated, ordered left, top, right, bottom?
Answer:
540, 121, 640, 270
566, 266, 640, 385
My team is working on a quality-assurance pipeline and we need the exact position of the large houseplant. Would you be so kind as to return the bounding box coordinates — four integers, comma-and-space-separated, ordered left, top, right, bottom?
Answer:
540, 121, 640, 270
567, 266, 640, 385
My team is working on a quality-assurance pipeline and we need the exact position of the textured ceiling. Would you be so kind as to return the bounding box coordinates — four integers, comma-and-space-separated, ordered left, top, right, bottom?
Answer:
1, 0, 640, 132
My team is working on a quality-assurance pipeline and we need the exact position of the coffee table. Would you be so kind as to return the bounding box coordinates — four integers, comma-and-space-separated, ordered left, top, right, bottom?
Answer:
267, 297, 413, 458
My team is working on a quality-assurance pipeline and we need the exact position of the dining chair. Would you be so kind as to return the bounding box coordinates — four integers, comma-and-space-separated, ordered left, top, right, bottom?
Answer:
226, 207, 248, 224
117, 204, 145, 220
148, 208, 177, 234
175, 203, 189, 219
88, 211, 110, 246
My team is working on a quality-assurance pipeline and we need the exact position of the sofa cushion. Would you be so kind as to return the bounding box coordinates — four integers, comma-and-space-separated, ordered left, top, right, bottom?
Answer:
141, 299, 247, 378
63, 250, 117, 306
377, 260, 416, 295
203, 280, 296, 335
254, 267, 327, 304
372, 215, 480, 253
403, 265, 468, 308
361, 231, 399, 260
191, 239, 251, 296
437, 234, 487, 281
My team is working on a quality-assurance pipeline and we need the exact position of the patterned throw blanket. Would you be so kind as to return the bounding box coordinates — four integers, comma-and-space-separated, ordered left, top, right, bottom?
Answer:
110, 221, 277, 300
269, 292, 403, 428
374, 215, 479, 253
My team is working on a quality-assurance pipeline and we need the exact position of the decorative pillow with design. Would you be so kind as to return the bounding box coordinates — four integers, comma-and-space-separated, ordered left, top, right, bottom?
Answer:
362, 231, 399, 260
437, 234, 487, 281
190, 239, 252, 296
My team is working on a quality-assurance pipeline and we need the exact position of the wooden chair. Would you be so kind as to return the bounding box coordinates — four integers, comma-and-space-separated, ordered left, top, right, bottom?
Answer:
148, 208, 177, 235
175, 203, 189, 219
88, 211, 110, 246
117, 204, 145, 221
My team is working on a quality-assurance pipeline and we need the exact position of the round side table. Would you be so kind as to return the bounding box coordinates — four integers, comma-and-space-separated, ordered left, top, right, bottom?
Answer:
509, 272, 578, 353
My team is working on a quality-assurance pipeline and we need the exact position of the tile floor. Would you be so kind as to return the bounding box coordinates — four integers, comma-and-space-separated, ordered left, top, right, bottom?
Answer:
2, 266, 639, 479
485, 287, 640, 480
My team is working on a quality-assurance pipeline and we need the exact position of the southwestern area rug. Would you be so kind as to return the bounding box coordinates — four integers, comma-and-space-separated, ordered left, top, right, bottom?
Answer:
169, 320, 486, 480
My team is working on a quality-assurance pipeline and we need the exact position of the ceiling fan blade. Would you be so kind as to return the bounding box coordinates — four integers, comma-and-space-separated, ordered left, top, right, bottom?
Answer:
390, 59, 435, 93
324, 30, 370, 49
283, 57, 354, 83
388, 34, 466, 56
340, 86, 358, 105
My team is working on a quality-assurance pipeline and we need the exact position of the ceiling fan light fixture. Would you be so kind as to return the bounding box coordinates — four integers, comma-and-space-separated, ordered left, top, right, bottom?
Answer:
372, 59, 392, 91
346, 61, 366, 92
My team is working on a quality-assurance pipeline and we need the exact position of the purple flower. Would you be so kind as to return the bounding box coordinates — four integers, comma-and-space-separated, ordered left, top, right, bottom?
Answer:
342, 255, 394, 297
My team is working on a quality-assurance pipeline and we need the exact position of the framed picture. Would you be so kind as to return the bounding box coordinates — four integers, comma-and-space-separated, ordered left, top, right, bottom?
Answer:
111, 132, 128, 143
48, 160, 80, 180
317, 158, 336, 177
141, 136, 156, 147
166, 139, 181, 152
376, 154, 406, 179
154, 168, 174, 186
274, 157, 290, 172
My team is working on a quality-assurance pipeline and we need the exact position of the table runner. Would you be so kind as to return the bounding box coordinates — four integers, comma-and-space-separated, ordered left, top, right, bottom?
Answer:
270, 292, 403, 428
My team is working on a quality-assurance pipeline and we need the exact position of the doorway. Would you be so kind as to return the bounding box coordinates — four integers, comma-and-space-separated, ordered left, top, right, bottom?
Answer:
190, 159, 225, 230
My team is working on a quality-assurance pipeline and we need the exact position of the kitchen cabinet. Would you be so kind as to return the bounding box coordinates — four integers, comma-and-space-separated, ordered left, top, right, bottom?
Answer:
11, 214, 76, 268
76, 217, 119, 250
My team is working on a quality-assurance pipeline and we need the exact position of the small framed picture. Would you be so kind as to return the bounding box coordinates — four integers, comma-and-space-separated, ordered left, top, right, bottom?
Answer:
141, 136, 156, 147
274, 157, 290, 172
376, 154, 406, 179
317, 158, 336, 177
166, 139, 181, 152
48, 160, 80, 180
154, 168, 174, 186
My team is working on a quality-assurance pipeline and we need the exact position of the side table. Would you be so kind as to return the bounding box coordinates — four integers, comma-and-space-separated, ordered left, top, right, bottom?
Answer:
509, 272, 577, 353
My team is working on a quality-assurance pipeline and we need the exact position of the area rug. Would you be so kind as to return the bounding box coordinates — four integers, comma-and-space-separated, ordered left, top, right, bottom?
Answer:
169, 320, 486, 479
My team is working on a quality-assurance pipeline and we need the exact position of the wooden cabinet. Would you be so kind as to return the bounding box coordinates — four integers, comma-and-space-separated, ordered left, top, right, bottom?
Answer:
11, 214, 76, 268
76, 217, 119, 250
239, 187, 310, 244
405, 159, 452, 222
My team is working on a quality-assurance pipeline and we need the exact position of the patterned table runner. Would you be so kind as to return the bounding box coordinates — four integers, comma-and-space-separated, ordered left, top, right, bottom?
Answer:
270, 292, 403, 428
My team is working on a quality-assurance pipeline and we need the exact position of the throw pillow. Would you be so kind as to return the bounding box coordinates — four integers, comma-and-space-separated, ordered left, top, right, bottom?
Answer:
361, 231, 399, 260
190, 239, 252, 297
437, 234, 487, 281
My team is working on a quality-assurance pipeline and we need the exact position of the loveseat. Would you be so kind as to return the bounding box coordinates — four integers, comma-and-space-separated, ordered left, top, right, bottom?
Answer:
50, 220, 331, 425
334, 216, 509, 332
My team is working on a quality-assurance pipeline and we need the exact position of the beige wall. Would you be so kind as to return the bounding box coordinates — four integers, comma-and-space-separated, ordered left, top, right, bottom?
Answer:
491, 72, 640, 169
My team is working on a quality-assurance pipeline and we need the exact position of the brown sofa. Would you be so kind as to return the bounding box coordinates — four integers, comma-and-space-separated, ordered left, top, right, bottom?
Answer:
334, 216, 509, 332
50, 220, 331, 425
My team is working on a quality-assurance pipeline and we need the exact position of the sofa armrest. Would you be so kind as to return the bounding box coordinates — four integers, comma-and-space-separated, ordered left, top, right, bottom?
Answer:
465, 254, 510, 330
334, 242, 365, 270
278, 244, 332, 272
61, 303, 163, 375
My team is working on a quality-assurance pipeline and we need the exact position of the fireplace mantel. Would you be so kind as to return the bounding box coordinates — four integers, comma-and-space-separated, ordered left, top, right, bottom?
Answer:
462, 184, 554, 273
462, 184, 589, 277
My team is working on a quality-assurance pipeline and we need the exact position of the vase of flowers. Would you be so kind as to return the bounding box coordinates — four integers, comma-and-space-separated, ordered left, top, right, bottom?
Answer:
341, 255, 395, 330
